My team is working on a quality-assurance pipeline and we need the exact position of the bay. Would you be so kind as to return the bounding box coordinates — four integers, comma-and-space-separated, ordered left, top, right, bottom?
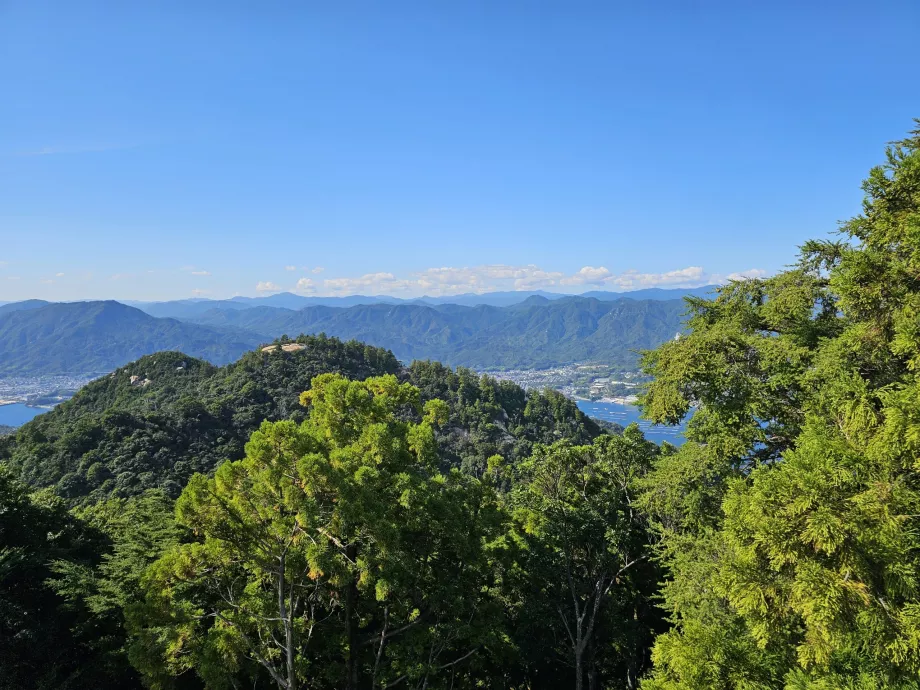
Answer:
0, 403, 47, 427
576, 400, 686, 445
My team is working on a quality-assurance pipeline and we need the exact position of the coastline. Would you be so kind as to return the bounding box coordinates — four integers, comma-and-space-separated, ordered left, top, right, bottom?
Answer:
574, 394, 639, 405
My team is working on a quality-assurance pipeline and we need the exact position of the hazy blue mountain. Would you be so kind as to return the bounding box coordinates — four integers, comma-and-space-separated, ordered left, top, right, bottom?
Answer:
2, 291, 691, 376
129, 285, 717, 319
411, 290, 565, 307
0, 301, 262, 375
135, 299, 260, 319
228, 292, 400, 309
184, 296, 686, 368
579, 285, 718, 301
0, 299, 51, 316
133, 293, 402, 318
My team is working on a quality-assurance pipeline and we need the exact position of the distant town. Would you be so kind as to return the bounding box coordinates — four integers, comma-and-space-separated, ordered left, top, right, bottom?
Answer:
483, 364, 645, 404
0, 365, 645, 417
0, 375, 97, 408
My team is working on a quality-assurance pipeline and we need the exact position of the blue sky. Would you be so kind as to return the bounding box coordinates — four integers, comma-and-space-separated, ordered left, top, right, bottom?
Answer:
1, 1, 918, 301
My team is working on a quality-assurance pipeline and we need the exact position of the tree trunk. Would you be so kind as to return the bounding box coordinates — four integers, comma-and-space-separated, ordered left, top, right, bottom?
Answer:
587, 641, 598, 690
279, 555, 296, 690
574, 647, 583, 690
345, 545, 359, 690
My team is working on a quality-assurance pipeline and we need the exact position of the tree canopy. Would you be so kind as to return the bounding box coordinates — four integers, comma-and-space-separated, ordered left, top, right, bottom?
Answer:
638, 122, 920, 689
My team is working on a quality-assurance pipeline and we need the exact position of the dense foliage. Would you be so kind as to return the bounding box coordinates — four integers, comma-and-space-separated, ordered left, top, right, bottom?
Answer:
0, 335, 599, 505
0, 468, 129, 689
0, 371, 656, 689
638, 122, 920, 689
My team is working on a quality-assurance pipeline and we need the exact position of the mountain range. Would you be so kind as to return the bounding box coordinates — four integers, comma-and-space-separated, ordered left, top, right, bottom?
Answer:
0, 287, 701, 375
126, 285, 717, 318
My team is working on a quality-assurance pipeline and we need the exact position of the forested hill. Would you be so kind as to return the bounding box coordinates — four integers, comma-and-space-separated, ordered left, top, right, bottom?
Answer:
0, 295, 686, 374
0, 300, 261, 375
0, 334, 601, 504
165, 295, 687, 369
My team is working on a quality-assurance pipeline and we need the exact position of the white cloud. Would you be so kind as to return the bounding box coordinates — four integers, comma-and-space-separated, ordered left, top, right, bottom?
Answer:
323, 272, 413, 295
41, 279, 54, 284
285, 265, 296, 271
191, 270, 211, 276
256, 281, 282, 294
295, 277, 317, 294
56, 272, 65, 277
724, 268, 768, 281
191, 289, 209, 296
110, 273, 131, 280
246, 264, 766, 298
602, 266, 706, 290
7, 276, 20, 281
559, 266, 612, 286
311, 266, 325, 274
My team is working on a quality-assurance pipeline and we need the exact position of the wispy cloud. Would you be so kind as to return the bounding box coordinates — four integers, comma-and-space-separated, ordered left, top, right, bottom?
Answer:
284, 265, 296, 271
256, 281, 282, 294
311, 266, 325, 274
191, 270, 211, 276
275, 263, 765, 298
55, 272, 65, 277
295, 278, 316, 294
724, 268, 769, 281
6, 276, 20, 281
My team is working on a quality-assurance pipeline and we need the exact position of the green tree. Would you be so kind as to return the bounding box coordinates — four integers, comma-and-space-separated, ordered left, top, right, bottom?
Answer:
0, 467, 138, 689
639, 122, 920, 688
508, 427, 662, 690
48, 490, 188, 688
132, 374, 506, 689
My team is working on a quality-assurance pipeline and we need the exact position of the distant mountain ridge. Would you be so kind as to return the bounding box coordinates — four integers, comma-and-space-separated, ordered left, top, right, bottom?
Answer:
128, 285, 718, 317
179, 296, 686, 368
0, 290, 693, 375
0, 299, 51, 316
0, 301, 261, 375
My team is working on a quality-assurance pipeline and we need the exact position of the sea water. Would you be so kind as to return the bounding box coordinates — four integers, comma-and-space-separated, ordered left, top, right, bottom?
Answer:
576, 400, 685, 445
0, 403, 47, 427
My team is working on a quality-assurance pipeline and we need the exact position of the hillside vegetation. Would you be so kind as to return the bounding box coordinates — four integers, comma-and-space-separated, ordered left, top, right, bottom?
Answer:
1, 335, 599, 504
2, 125, 920, 690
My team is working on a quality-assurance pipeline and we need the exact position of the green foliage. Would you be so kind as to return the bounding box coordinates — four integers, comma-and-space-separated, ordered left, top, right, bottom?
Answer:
1, 336, 402, 502
408, 360, 601, 476
131, 374, 507, 689
2, 338, 601, 505
639, 122, 920, 688
48, 490, 187, 682
0, 467, 139, 689
506, 427, 665, 689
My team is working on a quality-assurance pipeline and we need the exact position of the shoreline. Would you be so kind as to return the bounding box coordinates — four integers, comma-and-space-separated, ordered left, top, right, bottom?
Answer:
573, 395, 639, 405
